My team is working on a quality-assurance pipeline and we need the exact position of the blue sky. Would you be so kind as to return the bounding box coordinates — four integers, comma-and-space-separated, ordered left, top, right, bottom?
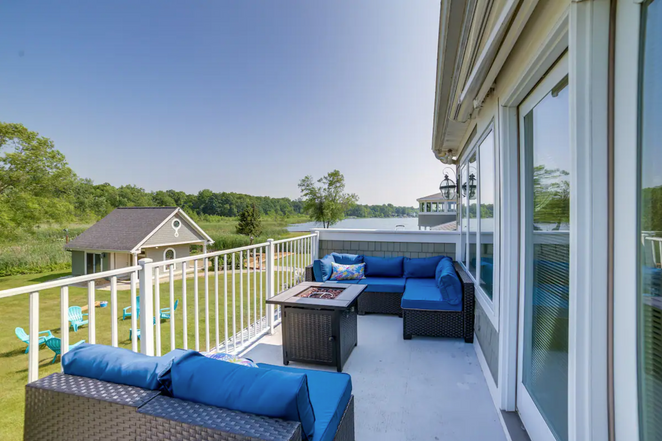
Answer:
0, 1, 444, 206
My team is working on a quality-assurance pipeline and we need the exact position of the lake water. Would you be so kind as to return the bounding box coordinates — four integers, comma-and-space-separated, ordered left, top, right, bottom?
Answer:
287, 217, 420, 232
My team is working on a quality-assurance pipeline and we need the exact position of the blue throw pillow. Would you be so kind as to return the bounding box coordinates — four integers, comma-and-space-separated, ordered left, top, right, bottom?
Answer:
171, 351, 316, 440
435, 258, 462, 305
313, 254, 334, 282
364, 256, 404, 277
62, 343, 188, 392
404, 256, 446, 278
331, 253, 364, 265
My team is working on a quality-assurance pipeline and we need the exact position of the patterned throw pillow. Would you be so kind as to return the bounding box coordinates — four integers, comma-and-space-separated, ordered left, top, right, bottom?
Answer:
329, 262, 365, 281
202, 352, 258, 368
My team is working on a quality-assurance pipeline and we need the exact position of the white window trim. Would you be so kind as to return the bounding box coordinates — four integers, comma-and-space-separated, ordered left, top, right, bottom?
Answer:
163, 248, 176, 272
458, 121, 500, 329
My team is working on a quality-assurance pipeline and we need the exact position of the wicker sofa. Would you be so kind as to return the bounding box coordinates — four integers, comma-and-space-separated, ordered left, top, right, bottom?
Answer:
306, 254, 475, 343
24, 372, 355, 441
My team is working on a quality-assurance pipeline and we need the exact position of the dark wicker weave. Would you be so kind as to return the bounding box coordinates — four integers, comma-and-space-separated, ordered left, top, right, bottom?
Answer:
24, 373, 160, 441
282, 306, 358, 372
304, 265, 403, 317
25, 373, 355, 441
357, 291, 403, 316
403, 262, 475, 343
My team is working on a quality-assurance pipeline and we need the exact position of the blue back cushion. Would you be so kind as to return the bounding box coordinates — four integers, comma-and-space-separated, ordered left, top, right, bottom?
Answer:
435, 258, 462, 305
403, 256, 445, 278
171, 352, 316, 440
313, 254, 334, 282
62, 343, 187, 392
363, 256, 404, 277
331, 253, 364, 265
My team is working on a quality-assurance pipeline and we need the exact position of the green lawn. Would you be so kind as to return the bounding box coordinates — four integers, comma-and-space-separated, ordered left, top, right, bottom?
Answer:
0, 251, 310, 441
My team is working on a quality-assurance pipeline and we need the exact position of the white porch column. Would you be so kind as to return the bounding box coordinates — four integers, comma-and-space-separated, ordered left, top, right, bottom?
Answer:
266, 239, 276, 334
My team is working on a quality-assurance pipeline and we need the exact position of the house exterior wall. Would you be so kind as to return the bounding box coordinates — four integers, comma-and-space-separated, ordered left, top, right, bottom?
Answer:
417, 213, 456, 229
142, 214, 205, 248
319, 239, 455, 259
71, 250, 85, 276
144, 244, 190, 272
475, 300, 499, 385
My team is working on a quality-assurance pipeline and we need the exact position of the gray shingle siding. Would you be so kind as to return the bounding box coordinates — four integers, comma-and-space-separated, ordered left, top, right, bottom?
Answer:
319, 239, 455, 259
142, 214, 205, 247
475, 300, 499, 385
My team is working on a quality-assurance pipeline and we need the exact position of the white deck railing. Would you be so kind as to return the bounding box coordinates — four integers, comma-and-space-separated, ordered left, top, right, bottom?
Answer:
0, 233, 319, 383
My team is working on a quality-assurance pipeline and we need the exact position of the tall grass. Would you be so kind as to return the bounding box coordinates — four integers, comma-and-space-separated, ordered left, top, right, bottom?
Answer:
0, 218, 308, 277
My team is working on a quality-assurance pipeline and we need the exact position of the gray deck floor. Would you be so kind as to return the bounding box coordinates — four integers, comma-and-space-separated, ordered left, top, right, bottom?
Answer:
243, 314, 507, 441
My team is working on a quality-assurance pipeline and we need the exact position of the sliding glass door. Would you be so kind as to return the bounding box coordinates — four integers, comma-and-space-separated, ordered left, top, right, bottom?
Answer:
517, 53, 570, 441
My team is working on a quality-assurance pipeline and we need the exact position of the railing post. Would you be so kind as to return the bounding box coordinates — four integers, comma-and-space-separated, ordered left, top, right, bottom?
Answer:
454, 233, 463, 262
60, 287, 69, 364
139, 258, 155, 356
313, 230, 320, 261
267, 239, 276, 335
28, 291, 39, 383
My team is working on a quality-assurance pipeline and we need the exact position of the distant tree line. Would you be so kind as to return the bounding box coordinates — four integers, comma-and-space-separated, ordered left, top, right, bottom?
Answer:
0, 122, 415, 237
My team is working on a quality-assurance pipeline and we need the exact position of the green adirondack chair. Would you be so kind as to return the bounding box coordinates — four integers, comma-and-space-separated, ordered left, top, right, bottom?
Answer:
44, 337, 85, 364
15, 327, 53, 353
160, 299, 179, 320
68, 306, 89, 332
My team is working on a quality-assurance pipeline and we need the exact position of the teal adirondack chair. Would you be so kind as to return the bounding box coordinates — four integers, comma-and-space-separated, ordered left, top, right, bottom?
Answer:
129, 328, 140, 340
15, 327, 53, 353
68, 306, 89, 332
160, 299, 179, 320
122, 297, 140, 320
45, 337, 85, 364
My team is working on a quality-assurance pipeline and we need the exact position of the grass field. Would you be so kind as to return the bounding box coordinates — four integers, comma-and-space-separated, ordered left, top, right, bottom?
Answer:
0, 248, 309, 441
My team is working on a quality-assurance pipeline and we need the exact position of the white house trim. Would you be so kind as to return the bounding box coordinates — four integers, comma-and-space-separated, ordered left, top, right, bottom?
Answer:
130, 208, 214, 254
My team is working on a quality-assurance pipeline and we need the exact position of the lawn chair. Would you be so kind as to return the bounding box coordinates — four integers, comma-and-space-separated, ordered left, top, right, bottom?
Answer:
160, 299, 179, 320
15, 327, 53, 353
44, 337, 85, 364
122, 297, 140, 320
68, 306, 89, 332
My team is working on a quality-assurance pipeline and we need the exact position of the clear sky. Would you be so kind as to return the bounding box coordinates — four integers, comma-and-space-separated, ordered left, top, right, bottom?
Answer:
0, 1, 445, 207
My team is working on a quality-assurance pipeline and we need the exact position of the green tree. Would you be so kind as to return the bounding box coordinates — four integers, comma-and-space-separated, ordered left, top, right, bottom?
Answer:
0, 122, 77, 235
236, 203, 262, 244
298, 170, 358, 228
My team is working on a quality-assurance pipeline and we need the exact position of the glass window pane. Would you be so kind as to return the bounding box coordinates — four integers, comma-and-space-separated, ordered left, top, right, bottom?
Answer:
459, 164, 468, 263
479, 131, 495, 299
639, 2, 662, 440
522, 77, 570, 441
468, 152, 478, 278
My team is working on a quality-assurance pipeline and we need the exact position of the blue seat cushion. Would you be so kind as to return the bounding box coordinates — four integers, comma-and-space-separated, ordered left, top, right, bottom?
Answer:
62, 343, 188, 392
358, 277, 406, 293
171, 352, 316, 440
402, 278, 462, 311
313, 255, 334, 282
331, 253, 364, 265
403, 256, 445, 278
435, 258, 462, 305
363, 256, 404, 277
258, 364, 352, 441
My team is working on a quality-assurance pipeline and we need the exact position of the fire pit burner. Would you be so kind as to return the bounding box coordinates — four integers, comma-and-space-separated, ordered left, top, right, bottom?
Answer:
295, 287, 345, 300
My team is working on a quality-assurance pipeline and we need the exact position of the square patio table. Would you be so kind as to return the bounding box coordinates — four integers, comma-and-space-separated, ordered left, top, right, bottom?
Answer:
266, 282, 366, 372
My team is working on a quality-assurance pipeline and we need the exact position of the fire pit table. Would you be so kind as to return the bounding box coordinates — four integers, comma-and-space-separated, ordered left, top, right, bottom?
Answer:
266, 282, 366, 372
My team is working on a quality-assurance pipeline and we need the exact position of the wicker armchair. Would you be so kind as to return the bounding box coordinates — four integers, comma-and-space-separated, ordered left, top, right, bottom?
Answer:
24, 373, 355, 441
402, 262, 475, 343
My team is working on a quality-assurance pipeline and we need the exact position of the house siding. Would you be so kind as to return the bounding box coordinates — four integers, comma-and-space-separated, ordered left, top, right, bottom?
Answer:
319, 239, 456, 259
142, 214, 205, 248
145, 244, 190, 272
475, 300, 499, 385
71, 251, 85, 276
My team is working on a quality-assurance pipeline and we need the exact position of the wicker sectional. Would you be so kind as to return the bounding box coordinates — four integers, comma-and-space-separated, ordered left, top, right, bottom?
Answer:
306, 261, 476, 343
24, 373, 355, 441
